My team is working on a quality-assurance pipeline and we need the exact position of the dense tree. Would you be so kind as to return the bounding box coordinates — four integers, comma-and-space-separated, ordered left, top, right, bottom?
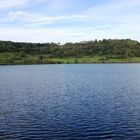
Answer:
0, 39, 140, 58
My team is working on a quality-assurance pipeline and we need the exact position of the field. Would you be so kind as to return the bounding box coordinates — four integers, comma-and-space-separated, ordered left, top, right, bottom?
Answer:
1, 53, 140, 64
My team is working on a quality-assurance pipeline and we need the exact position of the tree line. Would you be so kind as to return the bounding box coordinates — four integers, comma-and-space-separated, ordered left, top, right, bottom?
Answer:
0, 39, 140, 58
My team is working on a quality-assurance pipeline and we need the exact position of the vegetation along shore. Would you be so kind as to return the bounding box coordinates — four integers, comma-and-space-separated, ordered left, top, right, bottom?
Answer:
0, 39, 140, 64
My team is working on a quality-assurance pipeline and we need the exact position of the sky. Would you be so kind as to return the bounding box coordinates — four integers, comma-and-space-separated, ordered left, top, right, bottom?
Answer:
0, 0, 140, 43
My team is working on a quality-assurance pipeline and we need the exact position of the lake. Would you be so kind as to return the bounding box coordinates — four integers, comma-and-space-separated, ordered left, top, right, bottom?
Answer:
0, 64, 140, 140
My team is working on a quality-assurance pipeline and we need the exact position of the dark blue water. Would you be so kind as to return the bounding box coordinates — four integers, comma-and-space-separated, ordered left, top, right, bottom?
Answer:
0, 64, 140, 140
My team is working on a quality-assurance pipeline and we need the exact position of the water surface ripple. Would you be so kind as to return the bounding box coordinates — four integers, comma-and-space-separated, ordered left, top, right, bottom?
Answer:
0, 64, 140, 140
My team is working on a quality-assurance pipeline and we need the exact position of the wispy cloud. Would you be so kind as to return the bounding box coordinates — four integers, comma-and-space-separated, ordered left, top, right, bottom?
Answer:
0, 27, 89, 43
1, 11, 86, 26
0, 0, 26, 9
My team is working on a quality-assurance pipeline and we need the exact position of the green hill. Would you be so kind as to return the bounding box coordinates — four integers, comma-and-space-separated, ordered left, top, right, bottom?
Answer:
0, 39, 140, 64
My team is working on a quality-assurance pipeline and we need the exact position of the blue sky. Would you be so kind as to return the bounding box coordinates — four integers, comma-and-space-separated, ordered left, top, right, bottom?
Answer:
0, 0, 140, 43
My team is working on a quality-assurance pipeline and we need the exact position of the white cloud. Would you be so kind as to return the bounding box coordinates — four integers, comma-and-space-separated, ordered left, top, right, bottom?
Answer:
2, 11, 86, 25
0, 27, 87, 43
0, 25, 139, 43
0, 0, 26, 9
78, 0, 140, 40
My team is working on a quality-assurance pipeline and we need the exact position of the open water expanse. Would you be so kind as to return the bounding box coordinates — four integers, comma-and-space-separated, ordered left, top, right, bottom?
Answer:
0, 64, 140, 140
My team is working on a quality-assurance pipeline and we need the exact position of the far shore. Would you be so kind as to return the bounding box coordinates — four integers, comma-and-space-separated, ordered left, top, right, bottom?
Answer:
1, 56, 140, 65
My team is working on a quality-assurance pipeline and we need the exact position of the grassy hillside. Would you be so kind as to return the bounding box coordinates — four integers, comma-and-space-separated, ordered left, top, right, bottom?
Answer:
0, 39, 140, 64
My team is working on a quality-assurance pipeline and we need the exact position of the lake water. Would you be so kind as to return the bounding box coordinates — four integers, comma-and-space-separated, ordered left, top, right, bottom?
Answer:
0, 64, 140, 140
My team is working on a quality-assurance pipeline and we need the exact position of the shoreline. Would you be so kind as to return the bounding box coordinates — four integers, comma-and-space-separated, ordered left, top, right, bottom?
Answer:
1, 62, 140, 65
